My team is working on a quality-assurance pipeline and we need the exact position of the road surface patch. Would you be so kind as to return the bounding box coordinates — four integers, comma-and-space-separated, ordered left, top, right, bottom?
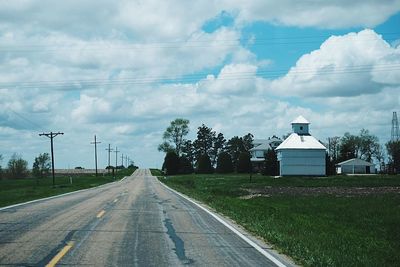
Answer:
159, 181, 287, 267
45, 241, 74, 267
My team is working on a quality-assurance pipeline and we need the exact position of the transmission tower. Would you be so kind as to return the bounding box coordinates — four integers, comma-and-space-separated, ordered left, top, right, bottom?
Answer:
392, 111, 399, 141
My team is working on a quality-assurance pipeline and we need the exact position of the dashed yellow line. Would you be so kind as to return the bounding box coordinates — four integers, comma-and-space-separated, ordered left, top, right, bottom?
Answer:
96, 210, 106, 218
45, 241, 74, 267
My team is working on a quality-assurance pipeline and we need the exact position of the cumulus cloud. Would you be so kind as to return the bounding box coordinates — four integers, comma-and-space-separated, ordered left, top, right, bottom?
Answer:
223, 0, 400, 29
270, 29, 400, 97
200, 63, 258, 95
0, 1, 399, 168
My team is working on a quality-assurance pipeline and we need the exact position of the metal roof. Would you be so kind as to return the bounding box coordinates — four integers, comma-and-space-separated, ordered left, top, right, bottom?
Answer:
336, 158, 374, 166
250, 143, 271, 151
291, 115, 310, 124
276, 133, 326, 150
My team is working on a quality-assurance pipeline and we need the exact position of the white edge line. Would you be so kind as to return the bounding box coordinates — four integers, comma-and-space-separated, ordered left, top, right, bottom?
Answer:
158, 180, 287, 267
0, 179, 120, 212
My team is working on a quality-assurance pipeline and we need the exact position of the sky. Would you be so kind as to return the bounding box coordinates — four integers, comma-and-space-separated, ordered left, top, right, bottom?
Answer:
0, 0, 400, 169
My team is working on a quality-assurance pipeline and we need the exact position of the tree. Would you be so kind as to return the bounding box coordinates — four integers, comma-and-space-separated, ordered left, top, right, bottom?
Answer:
179, 156, 194, 174
358, 129, 380, 162
193, 124, 215, 161
158, 118, 190, 156
374, 143, 386, 172
327, 136, 340, 163
242, 133, 254, 152
263, 149, 278, 176
7, 153, 28, 179
32, 153, 51, 182
196, 154, 213, 174
325, 152, 336, 176
0, 154, 3, 179
386, 140, 400, 174
163, 151, 180, 175
210, 133, 226, 167
226, 133, 254, 170
216, 152, 234, 173
237, 152, 251, 173
226, 136, 244, 168
338, 132, 360, 161
181, 140, 194, 167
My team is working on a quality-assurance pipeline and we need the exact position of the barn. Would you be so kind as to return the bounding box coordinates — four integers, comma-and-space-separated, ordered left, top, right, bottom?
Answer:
276, 116, 326, 176
336, 158, 375, 174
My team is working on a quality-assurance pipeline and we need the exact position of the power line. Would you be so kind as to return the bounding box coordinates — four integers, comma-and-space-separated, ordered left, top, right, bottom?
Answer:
0, 31, 398, 52
1, 63, 399, 90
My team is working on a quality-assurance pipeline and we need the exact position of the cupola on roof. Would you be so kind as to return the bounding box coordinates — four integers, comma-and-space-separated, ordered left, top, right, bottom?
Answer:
291, 115, 310, 124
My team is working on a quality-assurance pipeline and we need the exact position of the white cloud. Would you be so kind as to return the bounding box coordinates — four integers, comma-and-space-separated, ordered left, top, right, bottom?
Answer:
0, 1, 399, 168
270, 29, 400, 97
223, 0, 400, 29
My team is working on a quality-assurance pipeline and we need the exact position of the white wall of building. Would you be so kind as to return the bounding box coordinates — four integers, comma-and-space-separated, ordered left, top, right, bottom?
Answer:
277, 149, 326, 176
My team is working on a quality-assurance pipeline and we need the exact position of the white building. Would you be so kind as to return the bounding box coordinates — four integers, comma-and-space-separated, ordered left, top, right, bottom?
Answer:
336, 158, 375, 174
250, 136, 282, 171
276, 116, 326, 176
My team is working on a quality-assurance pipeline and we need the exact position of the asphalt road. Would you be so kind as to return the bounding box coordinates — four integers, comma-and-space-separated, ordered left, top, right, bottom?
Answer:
0, 169, 288, 266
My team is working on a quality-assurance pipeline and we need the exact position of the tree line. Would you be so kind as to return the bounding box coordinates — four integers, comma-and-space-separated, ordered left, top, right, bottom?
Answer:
159, 118, 400, 176
0, 153, 51, 182
159, 118, 254, 175
326, 129, 400, 174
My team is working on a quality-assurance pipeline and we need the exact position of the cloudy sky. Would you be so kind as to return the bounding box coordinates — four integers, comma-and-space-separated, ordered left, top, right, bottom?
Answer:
1, 0, 400, 169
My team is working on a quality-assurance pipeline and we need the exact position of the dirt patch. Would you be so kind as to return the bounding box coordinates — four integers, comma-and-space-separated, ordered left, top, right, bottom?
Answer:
240, 186, 400, 199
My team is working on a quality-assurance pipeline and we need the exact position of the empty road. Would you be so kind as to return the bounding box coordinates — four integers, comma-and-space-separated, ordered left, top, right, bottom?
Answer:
0, 169, 289, 266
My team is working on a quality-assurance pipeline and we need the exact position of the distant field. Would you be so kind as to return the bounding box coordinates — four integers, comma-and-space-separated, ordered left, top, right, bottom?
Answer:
158, 173, 400, 267
0, 168, 136, 208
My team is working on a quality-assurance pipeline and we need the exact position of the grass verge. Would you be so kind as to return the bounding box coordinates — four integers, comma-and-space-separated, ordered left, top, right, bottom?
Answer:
0, 167, 135, 208
159, 174, 400, 266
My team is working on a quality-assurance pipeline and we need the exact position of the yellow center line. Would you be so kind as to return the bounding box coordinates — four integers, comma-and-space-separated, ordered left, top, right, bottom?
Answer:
96, 210, 106, 218
45, 241, 74, 267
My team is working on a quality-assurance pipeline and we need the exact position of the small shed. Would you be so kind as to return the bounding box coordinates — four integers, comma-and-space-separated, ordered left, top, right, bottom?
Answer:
276, 116, 326, 176
336, 158, 375, 174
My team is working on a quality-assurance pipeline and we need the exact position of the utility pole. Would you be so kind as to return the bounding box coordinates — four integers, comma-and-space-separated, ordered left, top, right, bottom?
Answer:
121, 153, 124, 168
39, 131, 64, 188
90, 135, 101, 177
125, 155, 128, 167
114, 147, 120, 178
105, 144, 113, 174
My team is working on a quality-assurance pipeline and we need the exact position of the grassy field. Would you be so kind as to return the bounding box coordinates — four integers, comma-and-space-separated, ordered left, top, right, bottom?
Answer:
156, 172, 400, 267
0, 168, 135, 208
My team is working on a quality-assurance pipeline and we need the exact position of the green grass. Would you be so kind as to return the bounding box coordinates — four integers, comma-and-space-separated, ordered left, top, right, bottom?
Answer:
0, 167, 136, 208
150, 168, 164, 177
160, 174, 400, 266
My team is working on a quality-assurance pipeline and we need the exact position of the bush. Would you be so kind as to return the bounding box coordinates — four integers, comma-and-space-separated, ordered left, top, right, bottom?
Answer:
237, 152, 251, 173
216, 152, 234, 173
163, 151, 180, 175
32, 153, 51, 180
263, 149, 279, 176
196, 154, 213, 174
179, 156, 194, 174
7, 153, 28, 179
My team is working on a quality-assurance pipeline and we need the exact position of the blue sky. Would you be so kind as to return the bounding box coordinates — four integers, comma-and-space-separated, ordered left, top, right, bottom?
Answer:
0, 1, 399, 169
